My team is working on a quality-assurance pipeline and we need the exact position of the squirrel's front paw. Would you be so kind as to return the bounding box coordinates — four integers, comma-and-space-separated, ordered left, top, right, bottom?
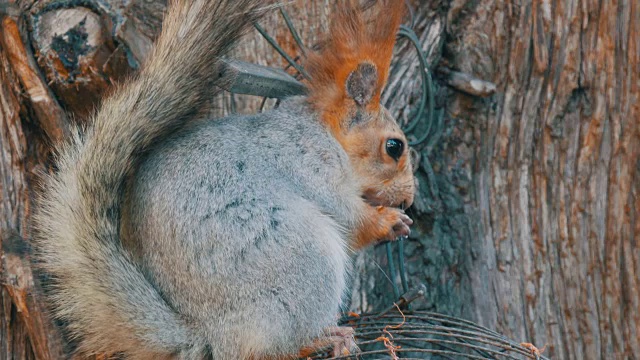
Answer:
354, 205, 414, 249
377, 206, 413, 241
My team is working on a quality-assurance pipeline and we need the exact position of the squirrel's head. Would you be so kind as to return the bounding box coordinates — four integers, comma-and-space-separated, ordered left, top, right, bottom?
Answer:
305, 0, 415, 208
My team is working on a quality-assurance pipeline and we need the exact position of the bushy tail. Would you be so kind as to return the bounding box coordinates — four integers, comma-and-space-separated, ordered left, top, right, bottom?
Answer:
33, 0, 267, 357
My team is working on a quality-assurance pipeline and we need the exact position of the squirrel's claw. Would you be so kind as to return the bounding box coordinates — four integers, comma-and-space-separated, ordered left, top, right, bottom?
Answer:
384, 208, 413, 241
298, 326, 359, 358
325, 326, 359, 357
354, 206, 414, 249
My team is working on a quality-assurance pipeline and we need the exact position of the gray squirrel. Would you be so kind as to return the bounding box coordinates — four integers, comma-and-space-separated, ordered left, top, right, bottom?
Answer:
32, 0, 415, 358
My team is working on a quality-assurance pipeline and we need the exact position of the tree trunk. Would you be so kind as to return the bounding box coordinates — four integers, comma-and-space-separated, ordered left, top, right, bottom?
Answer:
0, 1, 637, 359
350, 2, 639, 359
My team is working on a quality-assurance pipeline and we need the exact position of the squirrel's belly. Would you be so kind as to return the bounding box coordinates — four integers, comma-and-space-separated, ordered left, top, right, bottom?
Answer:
130, 193, 350, 351
125, 151, 351, 350
122, 117, 353, 350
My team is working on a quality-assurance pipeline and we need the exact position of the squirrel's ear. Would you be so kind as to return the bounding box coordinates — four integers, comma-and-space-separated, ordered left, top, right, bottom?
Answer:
346, 63, 379, 107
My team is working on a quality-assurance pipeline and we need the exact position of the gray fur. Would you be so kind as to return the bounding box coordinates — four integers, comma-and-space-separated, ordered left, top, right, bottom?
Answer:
124, 98, 362, 358
31, 0, 276, 358
32, 0, 409, 358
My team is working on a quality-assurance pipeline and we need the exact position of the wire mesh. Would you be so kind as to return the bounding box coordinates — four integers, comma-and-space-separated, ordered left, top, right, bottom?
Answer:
303, 309, 551, 360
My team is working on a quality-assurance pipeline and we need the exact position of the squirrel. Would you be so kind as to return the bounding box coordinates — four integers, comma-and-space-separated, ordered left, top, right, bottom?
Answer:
32, 0, 414, 359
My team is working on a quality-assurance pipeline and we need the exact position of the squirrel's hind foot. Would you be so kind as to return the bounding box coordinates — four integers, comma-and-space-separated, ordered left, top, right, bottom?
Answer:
298, 326, 359, 358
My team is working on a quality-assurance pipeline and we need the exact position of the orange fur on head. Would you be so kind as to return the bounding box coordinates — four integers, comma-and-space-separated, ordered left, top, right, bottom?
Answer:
304, 0, 405, 136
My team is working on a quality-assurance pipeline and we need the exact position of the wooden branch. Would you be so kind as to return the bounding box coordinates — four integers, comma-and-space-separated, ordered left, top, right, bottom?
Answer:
439, 67, 497, 98
30, 6, 134, 121
0, 15, 67, 357
1, 231, 66, 360
0, 15, 69, 144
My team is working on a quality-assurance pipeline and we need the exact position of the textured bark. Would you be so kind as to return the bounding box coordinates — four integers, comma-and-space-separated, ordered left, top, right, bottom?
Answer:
0, 10, 65, 358
444, 2, 639, 359
356, 1, 639, 359
0, 0, 637, 359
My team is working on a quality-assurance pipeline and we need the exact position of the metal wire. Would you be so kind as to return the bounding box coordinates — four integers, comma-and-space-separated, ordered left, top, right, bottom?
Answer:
382, 21, 437, 319
396, 25, 435, 147
252, 10, 436, 149
385, 243, 401, 300
253, 22, 311, 80
255, 9, 548, 360
279, 6, 307, 57
397, 239, 409, 294
302, 311, 551, 360
259, 0, 437, 310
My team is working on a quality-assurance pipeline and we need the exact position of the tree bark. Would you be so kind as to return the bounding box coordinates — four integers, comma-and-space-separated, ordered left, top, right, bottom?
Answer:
0, 0, 637, 359
353, 2, 639, 359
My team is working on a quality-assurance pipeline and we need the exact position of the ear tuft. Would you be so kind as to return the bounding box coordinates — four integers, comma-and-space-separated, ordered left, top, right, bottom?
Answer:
346, 63, 378, 107
303, 0, 405, 135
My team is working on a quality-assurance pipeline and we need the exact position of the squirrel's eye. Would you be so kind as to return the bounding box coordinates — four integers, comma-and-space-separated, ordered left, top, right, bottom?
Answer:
385, 139, 404, 161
